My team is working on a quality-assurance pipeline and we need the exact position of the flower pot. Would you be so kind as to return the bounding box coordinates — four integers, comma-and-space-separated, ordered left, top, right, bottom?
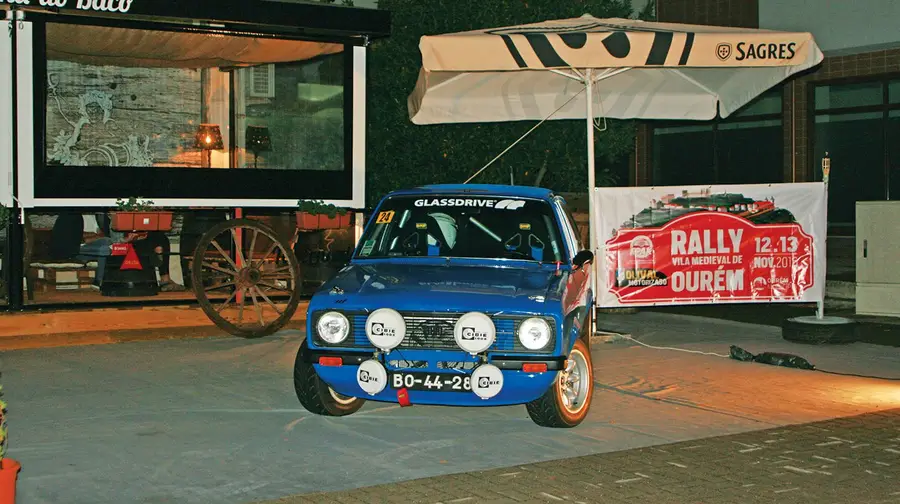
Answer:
111, 211, 174, 232
0, 458, 21, 504
296, 212, 352, 230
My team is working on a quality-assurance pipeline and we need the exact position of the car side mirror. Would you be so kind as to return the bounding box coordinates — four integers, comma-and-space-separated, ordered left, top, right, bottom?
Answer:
573, 250, 594, 269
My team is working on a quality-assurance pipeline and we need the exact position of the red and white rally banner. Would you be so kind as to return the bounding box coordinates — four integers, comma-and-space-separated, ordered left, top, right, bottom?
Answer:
593, 183, 827, 307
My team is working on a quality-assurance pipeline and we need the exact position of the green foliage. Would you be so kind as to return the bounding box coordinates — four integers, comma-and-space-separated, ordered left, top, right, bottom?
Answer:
297, 199, 350, 218
0, 204, 8, 228
115, 197, 157, 211
365, 0, 640, 207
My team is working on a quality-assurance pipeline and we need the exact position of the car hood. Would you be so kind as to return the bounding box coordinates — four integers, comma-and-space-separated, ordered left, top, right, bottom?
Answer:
315, 261, 568, 314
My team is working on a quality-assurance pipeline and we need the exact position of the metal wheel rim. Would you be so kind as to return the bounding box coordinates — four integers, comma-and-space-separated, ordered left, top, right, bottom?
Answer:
193, 220, 300, 336
328, 387, 357, 405
558, 348, 590, 414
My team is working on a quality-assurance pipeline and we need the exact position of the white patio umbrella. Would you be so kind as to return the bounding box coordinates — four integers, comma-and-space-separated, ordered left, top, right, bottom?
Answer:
407, 14, 824, 307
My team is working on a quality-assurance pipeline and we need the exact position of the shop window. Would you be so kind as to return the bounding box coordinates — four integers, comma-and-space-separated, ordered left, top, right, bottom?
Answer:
43, 23, 345, 171
653, 124, 715, 186
716, 119, 784, 184
35, 22, 352, 201
235, 55, 345, 171
889, 110, 900, 200
815, 81, 883, 110
814, 112, 885, 223
652, 88, 783, 186
890, 79, 900, 105
812, 78, 900, 224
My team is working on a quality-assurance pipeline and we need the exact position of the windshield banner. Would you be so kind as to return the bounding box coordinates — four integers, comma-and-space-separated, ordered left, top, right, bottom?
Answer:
593, 182, 827, 307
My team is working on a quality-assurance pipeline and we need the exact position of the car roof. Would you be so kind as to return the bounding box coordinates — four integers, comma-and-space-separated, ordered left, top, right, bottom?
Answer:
386, 184, 556, 200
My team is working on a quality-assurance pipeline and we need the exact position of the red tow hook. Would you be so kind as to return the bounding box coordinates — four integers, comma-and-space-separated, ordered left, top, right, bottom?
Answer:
397, 387, 412, 407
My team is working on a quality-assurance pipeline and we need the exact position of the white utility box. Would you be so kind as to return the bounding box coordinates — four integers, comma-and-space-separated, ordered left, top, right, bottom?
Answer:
856, 201, 900, 317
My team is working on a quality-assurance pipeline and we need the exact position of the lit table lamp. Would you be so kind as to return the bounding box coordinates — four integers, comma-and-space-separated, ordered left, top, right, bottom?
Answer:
194, 123, 224, 168
245, 126, 271, 169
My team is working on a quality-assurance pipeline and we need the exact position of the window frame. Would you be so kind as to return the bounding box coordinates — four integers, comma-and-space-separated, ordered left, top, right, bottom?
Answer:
649, 87, 785, 186
807, 73, 900, 209
18, 13, 366, 209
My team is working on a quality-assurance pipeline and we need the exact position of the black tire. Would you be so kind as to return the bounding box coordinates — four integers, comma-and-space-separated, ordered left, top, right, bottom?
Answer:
579, 308, 593, 344
782, 316, 858, 345
293, 339, 365, 417
526, 337, 594, 428
192, 218, 302, 338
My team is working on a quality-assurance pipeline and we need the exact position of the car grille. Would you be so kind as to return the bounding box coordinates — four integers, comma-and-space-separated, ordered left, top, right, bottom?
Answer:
312, 310, 555, 353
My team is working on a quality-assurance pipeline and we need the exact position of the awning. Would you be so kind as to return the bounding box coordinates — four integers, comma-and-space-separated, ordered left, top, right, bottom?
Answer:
46, 23, 344, 68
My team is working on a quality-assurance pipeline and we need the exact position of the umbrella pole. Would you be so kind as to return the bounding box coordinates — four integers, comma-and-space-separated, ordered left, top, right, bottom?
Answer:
585, 69, 598, 332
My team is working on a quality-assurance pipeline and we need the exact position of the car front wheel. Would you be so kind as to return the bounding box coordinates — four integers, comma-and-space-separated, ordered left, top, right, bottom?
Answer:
526, 337, 594, 428
293, 340, 365, 417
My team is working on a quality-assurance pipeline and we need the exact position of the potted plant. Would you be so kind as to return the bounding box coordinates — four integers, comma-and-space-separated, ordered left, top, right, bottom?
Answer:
0, 374, 21, 504
111, 197, 174, 232
296, 200, 352, 230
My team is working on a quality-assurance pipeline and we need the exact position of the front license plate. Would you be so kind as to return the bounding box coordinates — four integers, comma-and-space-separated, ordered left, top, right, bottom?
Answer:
390, 372, 471, 392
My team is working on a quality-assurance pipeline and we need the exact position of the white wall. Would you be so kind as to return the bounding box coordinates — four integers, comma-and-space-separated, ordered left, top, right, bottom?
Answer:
759, 0, 900, 55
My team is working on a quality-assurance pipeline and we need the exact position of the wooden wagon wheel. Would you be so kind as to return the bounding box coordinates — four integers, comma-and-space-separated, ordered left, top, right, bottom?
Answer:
191, 218, 302, 338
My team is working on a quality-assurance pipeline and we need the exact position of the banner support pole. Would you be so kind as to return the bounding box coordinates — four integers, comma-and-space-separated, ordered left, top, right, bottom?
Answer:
585, 69, 599, 332
817, 152, 831, 320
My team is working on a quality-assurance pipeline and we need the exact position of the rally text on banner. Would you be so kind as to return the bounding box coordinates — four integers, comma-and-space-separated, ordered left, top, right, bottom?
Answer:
593, 183, 827, 308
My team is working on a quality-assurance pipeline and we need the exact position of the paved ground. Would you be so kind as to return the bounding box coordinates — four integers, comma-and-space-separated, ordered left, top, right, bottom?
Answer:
263, 408, 900, 504
3, 312, 899, 504
648, 304, 900, 347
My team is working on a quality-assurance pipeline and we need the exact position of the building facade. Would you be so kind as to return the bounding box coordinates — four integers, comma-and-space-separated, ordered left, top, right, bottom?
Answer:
636, 0, 900, 234
0, 1, 390, 310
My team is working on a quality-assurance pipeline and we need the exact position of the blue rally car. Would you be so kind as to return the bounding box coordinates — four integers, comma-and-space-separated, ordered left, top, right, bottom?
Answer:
293, 184, 595, 428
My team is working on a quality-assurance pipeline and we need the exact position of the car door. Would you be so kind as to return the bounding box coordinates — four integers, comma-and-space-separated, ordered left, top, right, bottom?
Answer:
553, 197, 591, 333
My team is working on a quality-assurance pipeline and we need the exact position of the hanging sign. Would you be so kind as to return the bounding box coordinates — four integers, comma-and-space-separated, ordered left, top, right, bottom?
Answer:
593, 183, 827, 307
1, 0, 134, 14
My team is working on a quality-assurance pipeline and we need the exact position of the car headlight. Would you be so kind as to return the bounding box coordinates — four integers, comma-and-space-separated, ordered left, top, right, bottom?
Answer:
316, 311, 350, 344
517, 318, 551, 350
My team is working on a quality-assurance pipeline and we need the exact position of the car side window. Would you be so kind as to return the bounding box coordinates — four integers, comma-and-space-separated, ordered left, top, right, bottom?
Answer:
555, 198, 583, 252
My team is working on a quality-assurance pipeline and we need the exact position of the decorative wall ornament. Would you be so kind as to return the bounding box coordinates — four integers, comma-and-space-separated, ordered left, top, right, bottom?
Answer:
47, 74, 155, 167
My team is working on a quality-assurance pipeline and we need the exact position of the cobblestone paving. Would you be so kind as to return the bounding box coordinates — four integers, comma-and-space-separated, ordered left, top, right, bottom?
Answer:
259, 408, 900, 504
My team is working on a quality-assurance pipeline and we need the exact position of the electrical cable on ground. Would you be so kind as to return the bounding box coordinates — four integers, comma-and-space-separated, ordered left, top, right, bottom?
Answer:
616, 333, 731, 358
609, 333, 900, 382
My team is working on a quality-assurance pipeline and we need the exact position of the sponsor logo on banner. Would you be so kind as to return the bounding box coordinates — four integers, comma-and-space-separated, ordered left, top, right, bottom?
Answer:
413, 198, 525, 210
716, 42, 797, 61
596, 184, 826, 307
716, 43, 732, 60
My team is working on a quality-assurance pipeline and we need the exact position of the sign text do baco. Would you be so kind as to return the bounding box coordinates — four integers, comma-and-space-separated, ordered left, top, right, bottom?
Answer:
1, 0, 134, 14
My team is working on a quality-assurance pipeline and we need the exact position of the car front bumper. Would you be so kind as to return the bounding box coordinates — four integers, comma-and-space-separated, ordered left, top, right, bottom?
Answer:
304, 348, 566, 407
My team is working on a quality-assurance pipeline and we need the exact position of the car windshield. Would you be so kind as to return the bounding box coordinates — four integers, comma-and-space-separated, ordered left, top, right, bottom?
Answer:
355, 195, 566, 262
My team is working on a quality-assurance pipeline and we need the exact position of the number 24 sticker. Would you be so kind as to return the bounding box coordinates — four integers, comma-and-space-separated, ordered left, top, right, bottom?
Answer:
376, 211, 395, 224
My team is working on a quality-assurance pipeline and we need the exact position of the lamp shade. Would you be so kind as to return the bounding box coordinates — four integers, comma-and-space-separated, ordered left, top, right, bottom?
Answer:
194, 123, 224, 150
246, 126, 271, 153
